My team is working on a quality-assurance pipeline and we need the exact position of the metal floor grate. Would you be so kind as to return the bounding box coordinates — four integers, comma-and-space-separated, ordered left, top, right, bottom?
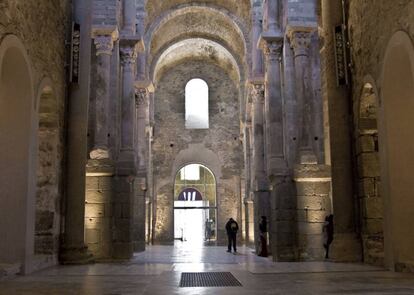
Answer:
179, 272, 242, 287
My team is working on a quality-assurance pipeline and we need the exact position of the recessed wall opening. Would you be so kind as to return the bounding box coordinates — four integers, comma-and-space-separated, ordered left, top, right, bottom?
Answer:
357, 82, 384, 266
185, 78, 209, 129
35, 85, 59, 256
174, 164, 217, 246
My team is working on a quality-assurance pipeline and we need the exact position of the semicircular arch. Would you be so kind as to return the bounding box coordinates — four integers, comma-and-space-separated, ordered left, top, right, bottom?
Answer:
151, 37, 242, 83
145, 4, 250, 78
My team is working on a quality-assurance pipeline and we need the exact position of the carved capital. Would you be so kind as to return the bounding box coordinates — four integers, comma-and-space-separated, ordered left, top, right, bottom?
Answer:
288, 30, 313, 57
94, 35, 115, 56
92, 27, 119, 56
250, 82, 265, 104
135, 87, 149, 107
120, 46, 138, 68
263, 39, 283, 62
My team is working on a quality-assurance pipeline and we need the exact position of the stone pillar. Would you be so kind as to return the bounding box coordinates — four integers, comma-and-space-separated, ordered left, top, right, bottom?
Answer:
131, 82, 152, 252
122, 0, 136, 35
61, 0, 93, 264
288, 29, 316, 164
90, 30, 119, 160
250, 80, 270, 252
112, 37, 143, 260
288, 27, 333, 260
243, 122, 252, 200
260, 36, 288, 176
252, 5, 264, 77
134, 84, 152, 174
118, 38, 140, 171
265, 0, 280, 32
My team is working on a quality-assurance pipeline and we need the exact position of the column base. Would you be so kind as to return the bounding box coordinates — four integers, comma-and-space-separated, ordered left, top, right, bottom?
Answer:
113, 242, 134, 260
330, 233, 362, 262
59, 245, 94, 265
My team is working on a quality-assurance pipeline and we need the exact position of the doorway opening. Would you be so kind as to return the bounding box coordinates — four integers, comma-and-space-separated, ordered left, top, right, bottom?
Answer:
174, 164, 217, 246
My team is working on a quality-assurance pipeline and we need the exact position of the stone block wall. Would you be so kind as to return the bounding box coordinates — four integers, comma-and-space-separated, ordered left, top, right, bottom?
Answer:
85, 175, 113, 260
152, 60, 243, 244
348, 0, 414, 267
92, 0, 120, 27
285, 0, 318, 27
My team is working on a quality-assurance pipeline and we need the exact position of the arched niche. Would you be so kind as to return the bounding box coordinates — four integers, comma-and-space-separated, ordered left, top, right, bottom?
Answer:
356, 81, 384, 266
35, 80, 60, 258
0, 35, 36, 273
379, 31, 414, 271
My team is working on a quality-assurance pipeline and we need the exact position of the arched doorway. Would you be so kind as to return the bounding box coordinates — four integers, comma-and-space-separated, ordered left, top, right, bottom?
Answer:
0, 35, 36, 273
174, 164, 217, 245
379, 31, 414, 271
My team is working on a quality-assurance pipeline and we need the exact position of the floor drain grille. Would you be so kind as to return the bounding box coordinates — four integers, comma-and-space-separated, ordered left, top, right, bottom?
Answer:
179, 272, 242, 287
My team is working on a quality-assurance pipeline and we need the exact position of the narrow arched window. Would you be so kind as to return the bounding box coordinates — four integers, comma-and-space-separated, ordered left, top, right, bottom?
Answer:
185, 78, 209, 129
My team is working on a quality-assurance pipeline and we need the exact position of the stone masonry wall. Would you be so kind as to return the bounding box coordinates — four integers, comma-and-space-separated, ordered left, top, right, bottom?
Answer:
0, 0, 70, 265
348, 0, 414, 265
152, 60, 243, 244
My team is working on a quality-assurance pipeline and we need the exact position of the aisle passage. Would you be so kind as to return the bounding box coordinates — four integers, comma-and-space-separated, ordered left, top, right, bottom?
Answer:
1, 246, 414, 294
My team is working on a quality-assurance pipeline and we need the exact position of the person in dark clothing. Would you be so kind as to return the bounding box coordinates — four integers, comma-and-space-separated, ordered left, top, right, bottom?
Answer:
258, 216, 268, 257
225, 218, 239, 253
323, 214, 334, 259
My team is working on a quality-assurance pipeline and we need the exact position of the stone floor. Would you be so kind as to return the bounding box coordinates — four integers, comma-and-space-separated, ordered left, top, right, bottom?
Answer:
1, 243, 414, 294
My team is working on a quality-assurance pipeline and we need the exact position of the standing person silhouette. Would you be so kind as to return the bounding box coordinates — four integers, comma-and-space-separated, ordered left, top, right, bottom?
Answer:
225, 218, 239, 253
258, 216, 268, 257
323, 214, 334, 259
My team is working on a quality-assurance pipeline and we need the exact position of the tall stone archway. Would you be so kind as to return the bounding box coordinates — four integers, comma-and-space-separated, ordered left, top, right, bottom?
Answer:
379, 31, 414, 271
0, 35, 36, 274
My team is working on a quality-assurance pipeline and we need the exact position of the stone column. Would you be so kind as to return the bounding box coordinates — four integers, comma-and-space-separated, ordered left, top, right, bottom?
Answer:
61, 0, 93, 264
131, 82, 153, 252
250, 80, 270, 252
90, 30, 118, 160
288, 27, 333, 260
112, 36, 144, 260
134, 82, 153, 174
264, 0, 281, 33
252, 6, 264, 77
261, 37, 288, 176
118, 39, 140, 172
288, 29, 316, 164
122, 0, 136, 35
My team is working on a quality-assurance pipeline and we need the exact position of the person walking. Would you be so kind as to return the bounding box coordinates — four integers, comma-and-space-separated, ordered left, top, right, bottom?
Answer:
258, 216, 268, 257
225, 218, 239, 253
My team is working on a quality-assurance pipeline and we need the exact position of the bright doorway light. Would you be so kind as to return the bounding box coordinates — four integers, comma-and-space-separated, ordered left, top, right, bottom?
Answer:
180, 164, 200, 181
